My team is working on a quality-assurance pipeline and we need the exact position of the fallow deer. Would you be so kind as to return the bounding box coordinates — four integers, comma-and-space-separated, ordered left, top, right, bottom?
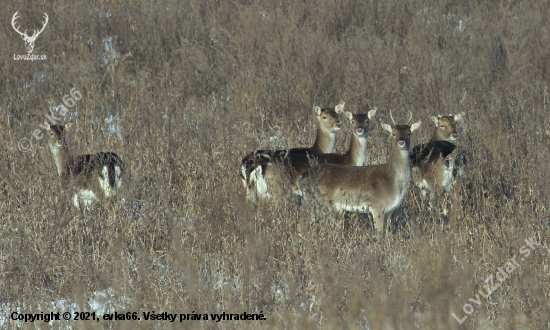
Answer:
281, 107, 378, 189
297, 111, 421, 232
311, 108, 377, 169
409, 113, 466, 198
47, 124, 124, 210
240, 102, 344, 201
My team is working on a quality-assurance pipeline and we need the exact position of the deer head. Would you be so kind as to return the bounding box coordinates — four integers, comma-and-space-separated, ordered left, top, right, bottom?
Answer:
429, 112, 465, 142
12, 11, 49, 53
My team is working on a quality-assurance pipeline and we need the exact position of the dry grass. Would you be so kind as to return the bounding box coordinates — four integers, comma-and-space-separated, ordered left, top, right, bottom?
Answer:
1, 0, 549, 329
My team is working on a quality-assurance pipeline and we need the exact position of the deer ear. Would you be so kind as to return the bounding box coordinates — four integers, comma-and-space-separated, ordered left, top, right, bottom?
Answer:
410, 121, 421, 133
430, 116, 439, 125
314, 106, 322, 116
334, 101, 345, 114
368, 107, 377, 120
344, 111, 353, 121
381, 122, 392, 134
454, 112, 465, 122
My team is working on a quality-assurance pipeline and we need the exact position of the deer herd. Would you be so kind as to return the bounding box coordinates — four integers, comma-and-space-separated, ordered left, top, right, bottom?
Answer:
239, 102, 466, 233
46, 101, 465, 234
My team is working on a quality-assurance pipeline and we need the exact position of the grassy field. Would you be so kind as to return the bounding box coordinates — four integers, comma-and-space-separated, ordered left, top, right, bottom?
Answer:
1, 0, 549, 329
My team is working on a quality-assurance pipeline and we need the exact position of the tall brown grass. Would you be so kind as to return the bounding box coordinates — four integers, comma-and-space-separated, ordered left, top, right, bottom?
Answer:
1, 0, 549, 329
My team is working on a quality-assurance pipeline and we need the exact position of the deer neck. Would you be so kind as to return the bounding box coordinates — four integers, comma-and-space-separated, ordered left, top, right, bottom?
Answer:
50, 144, 71, 179
430, 128, 447, 142
309, 126, 336, 154
386, 145, 411, 187
345, 134, 368, 166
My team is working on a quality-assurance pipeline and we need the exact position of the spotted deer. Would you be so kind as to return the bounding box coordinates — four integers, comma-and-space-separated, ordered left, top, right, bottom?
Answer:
240, 102, 344, 201
47, 124, 124, 210
297, 111, 421, 232
409, 113, 466, 198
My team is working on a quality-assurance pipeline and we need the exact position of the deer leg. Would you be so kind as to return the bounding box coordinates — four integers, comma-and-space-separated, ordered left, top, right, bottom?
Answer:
372, 210, 385, 232
73, 192, 85, 216
385, 211, 393, 232
337, 209, 346, 230
442, 194, 449, 216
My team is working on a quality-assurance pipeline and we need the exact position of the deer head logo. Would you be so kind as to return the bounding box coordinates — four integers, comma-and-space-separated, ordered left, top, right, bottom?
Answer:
11, 11, 49, 54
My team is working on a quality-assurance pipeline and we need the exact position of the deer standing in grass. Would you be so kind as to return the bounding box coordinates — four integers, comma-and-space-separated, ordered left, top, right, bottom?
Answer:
298, 111, 421, 232
47, 124, 124, 210
409, 113, 466, 199
240, 102, 344, 201
311, 108, 377, 169
282, 107, 378, 188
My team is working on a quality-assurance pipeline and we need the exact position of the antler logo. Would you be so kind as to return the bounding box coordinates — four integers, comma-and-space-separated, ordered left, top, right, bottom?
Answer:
11, 11, 49, 54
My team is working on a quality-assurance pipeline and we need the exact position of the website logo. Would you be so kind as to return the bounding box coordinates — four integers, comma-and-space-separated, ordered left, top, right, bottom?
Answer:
12, 11, 48, 61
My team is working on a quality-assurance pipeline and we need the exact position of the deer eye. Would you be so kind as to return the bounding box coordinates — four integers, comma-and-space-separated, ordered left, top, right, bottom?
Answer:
440, 124, 444, 127
322, 116, 327, 119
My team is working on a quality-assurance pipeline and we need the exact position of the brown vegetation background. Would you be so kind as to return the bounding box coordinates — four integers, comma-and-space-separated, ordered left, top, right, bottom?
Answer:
1, 0, 549, 329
